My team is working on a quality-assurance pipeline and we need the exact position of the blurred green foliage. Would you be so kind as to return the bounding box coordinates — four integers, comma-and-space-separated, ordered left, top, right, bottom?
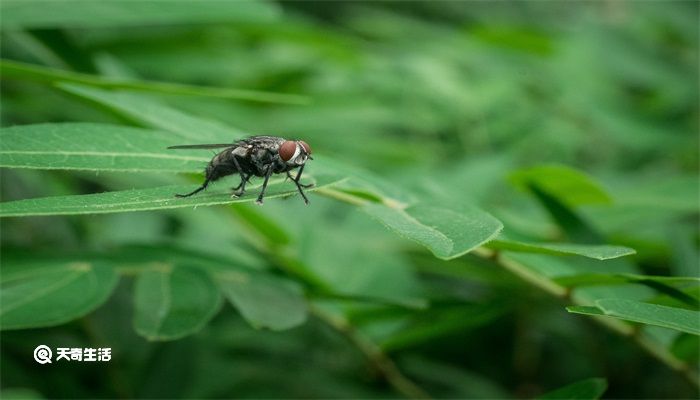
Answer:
1, 1, 698, 399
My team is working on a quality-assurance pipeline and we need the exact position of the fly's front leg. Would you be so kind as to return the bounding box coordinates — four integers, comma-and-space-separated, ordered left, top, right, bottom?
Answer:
286, 164, 311, 205
292, 164, 314, 188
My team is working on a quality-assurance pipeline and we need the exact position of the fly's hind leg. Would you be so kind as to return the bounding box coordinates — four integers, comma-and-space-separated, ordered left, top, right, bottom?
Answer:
176, 177, 210, 198
230, 155, 250, 198
231, 174, 251, 198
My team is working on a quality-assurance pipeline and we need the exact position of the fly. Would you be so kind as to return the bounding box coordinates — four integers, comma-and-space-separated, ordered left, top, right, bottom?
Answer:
168, 135, 313, 205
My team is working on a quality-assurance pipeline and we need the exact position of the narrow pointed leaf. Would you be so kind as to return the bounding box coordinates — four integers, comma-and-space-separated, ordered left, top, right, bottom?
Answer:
1, 59, 308, 104
363, 203, 503, 260
538, 378, 607, 400
58, 84, 239, 141
1, 0, 280, 29
1, 260, 119, 330
134, 265, 222, 341
0, 122, 208, 172
487, 239, 636, 260
568, 299, 700, 335
0, 171, 345, 217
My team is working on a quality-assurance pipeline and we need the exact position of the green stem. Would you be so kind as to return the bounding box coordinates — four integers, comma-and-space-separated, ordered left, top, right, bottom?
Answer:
298, 187, 699, 388
310, 305, 431, 399
473, 248, 699, 388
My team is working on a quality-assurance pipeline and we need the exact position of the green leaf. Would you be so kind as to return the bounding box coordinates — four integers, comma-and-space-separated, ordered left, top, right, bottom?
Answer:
58, 84, 239, 141
487, 239, 636, 260
1, 0, 280, 29
0, 260, 118, 330
556, 274, 700, 307
216, 271, 307, 330
363, 203, 503, 260
528, 184, 605, 244
567, 299, 700, 335
0, 122, 208, 172
510, 164, 611, 206
556, 274, 700, 287
134, 265, 222, 341
538, 378, 608, 400
1, 59, 308, 104
0, 171, 345, 217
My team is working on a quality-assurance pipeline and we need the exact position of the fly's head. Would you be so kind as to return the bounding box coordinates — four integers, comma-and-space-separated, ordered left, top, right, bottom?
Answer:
279, 140, 312, 166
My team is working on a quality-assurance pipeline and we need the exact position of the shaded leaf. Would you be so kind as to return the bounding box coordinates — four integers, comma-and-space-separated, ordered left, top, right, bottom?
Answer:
134, 265, 222, 341
528, 184, 605, 244
510, 164, 611, 206
216, 271, 307, 330
538, 378, 607, 400
0, 260, 118, 330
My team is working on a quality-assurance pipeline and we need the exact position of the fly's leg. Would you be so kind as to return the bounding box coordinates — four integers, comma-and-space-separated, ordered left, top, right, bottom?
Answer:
176, 168, 215, 198
292, 164, 314, 188
231, 174, 251, 198
230, 156, 249, 197
256, 165, 274, 205
175, 182, 209, 198
286, 165, 311, 205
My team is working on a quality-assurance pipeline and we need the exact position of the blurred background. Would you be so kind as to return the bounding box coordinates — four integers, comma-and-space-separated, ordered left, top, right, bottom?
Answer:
1, 1, 698, 399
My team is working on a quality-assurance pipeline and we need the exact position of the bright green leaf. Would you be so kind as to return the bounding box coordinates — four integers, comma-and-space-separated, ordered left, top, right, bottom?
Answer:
216, 271, 307, 330
488, 239, 635, 260
0, 260, 118, 330
364, 203, 503, 260
568, 299, 700, 335
538, 378, 607, 400
58, 84, 240, 141
0, 122, 208, 172
1, 59, 308, 104
134, 265, 222, 341
1, 0, 280, 29
0, 171, 345, 217
510, 164, 611, 206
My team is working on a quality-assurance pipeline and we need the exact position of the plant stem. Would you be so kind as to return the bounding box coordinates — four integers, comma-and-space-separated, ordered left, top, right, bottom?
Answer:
473, 248, 699, 388
310, 305, 431, 400
311, 189, 699, 388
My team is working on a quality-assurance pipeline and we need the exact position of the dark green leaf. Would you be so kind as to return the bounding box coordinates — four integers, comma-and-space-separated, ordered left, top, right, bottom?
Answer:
510, 164, 611, 206
134, 265, 222, 341
0, 260, 118, 330
216, 271, 307, 330
538, 378, 608, 400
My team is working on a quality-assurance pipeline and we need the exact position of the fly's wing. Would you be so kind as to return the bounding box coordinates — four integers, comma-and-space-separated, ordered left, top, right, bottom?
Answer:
167, 143, 233, 149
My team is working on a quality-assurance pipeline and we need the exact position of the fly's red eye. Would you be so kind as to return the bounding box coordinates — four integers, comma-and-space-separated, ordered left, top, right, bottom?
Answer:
299, 141, 311, 155
279, 140, 297, 161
